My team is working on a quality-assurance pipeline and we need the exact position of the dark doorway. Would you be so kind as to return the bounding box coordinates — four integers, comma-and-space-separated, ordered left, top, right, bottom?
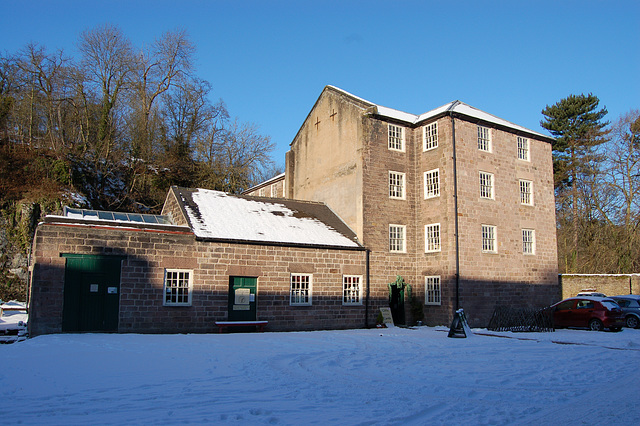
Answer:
389, 285, 405, 325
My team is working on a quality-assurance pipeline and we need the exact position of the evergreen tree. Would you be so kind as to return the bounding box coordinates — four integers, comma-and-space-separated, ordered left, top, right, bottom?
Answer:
540, 93, 609, 272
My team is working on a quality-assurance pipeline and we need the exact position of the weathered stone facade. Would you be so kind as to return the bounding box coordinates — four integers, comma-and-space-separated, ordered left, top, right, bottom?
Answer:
29, 220, 368, 336
282, 86, 560, 326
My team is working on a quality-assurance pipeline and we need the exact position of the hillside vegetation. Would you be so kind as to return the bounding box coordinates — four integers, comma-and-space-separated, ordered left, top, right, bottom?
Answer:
0, 25, 280, 301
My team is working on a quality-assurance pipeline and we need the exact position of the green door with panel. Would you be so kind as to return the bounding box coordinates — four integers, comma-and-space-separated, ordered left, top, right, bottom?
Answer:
228, 276, 258, 321
62, 255, 124, 332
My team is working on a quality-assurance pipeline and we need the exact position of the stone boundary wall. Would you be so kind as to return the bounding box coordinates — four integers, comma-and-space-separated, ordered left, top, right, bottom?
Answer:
560, 274, 640, 299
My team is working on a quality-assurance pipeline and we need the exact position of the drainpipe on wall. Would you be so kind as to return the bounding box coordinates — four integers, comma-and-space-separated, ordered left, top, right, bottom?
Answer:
365, 248, 371, 328
450, 106, 461, 311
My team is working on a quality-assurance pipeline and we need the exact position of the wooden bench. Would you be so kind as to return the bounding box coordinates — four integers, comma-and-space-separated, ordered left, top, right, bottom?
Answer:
215, 320, 268, 333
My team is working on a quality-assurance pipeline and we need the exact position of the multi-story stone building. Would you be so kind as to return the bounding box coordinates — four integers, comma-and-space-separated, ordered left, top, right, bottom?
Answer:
246, 86, 560, 326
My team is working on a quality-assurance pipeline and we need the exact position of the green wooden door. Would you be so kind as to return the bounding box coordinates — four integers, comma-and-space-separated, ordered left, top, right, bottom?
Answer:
228, 277, 257, 321
62, 255, 124, 332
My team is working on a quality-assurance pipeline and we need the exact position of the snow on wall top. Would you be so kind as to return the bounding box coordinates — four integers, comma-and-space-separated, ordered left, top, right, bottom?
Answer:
243, 172, 285, 194
177, 188, 361, 249
327, 85, 550, 140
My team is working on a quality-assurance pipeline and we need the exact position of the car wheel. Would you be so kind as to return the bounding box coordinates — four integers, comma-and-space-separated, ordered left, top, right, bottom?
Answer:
626, 316, 639, 329
589, 319, 604, 331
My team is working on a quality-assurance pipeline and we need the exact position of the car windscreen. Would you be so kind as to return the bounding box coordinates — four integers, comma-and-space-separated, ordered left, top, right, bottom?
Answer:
601, 301, 620, 311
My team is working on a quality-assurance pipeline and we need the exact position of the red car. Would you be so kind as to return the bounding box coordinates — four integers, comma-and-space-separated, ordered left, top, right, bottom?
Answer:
551, 297, 625, 331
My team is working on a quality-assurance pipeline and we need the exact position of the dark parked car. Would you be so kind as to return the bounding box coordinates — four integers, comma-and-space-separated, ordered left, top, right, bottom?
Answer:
551, 297, 625, 331
608, 295, 640, 328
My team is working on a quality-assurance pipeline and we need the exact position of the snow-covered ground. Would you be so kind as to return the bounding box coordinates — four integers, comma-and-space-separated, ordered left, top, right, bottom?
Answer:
1, 327, 638, 425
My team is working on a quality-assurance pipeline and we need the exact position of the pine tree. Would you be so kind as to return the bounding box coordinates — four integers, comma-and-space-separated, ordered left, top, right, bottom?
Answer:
540, 93, 608, 272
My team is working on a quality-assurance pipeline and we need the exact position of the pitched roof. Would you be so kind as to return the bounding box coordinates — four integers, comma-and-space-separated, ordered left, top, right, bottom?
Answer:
171, 187, 362, 249
325, 85, 553, 141
243, 172, 285, 194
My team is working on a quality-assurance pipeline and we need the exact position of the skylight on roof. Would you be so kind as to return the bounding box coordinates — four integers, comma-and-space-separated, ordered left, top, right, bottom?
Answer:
64, 207, 173, 225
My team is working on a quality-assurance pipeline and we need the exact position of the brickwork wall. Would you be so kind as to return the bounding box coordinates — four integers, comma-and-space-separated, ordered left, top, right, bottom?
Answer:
30, 222, 368, 336
360, 115, 560, 327
452, 119, 559, 325
161, 188, 189, 226
243, 177, 285, 198
415, 117, 459, 326
361, 116, 422, 325
560, 274, 640, 299
282, 88, 560, 328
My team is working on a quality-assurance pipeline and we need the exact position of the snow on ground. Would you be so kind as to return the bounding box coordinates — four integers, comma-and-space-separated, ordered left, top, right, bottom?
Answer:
1, 327, 638, 425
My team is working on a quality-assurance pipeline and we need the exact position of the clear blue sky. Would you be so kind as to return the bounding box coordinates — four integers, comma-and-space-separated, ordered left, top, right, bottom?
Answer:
2, 0, 638, 167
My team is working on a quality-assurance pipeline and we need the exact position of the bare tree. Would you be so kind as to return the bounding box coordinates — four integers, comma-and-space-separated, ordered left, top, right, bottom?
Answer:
129, 28, 195, 159
589, 110, 640, 272
166, 78, 227, 159
78, 24, 134, 162
14, 44, 72, 153
200, 119, 275, 193
0, 53, 18, 141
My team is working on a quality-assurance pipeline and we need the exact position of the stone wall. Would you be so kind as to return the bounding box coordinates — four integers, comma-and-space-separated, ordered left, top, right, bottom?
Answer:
161, 188, 189, 227
281, 87, 560, 327
30, 221, 369, 336
243, 176, 285, 199
560, 274, 640, 299
451, 118, 559, 325
287, 88, 366, 239
358, 114, 559, 327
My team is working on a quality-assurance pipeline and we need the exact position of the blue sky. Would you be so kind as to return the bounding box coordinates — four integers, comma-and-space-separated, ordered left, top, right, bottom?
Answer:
2, 0, 638, 167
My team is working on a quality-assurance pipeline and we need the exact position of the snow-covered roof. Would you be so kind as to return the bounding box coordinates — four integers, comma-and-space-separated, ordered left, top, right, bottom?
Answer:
0, 300, 26, 311
327, 85, 552, 141
173, 187, 362, 249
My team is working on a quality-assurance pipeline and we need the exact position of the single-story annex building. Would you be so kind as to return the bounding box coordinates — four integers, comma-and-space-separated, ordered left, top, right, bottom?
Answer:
28, 187, 371, 336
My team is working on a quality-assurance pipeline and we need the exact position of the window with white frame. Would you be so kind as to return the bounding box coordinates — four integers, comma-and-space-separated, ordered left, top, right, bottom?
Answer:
479, 171, 494, 199
522, 229, 535, 255
389, 224, 406, 253
389, 171, 406, 199
520, 179, 533, 205
290, 274, 312, 306
482, 224, 497, 253
517, 136, 529, 161
424, 169, 440, 199
258, 187, 265, 196
163, 269, 193, 306
425, 276, 441, 306
425, 223, 441, 253
478, 125, 491, 152
388, 124, 404, 151
423, 122, 438, 151
343, 275, 363, 305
